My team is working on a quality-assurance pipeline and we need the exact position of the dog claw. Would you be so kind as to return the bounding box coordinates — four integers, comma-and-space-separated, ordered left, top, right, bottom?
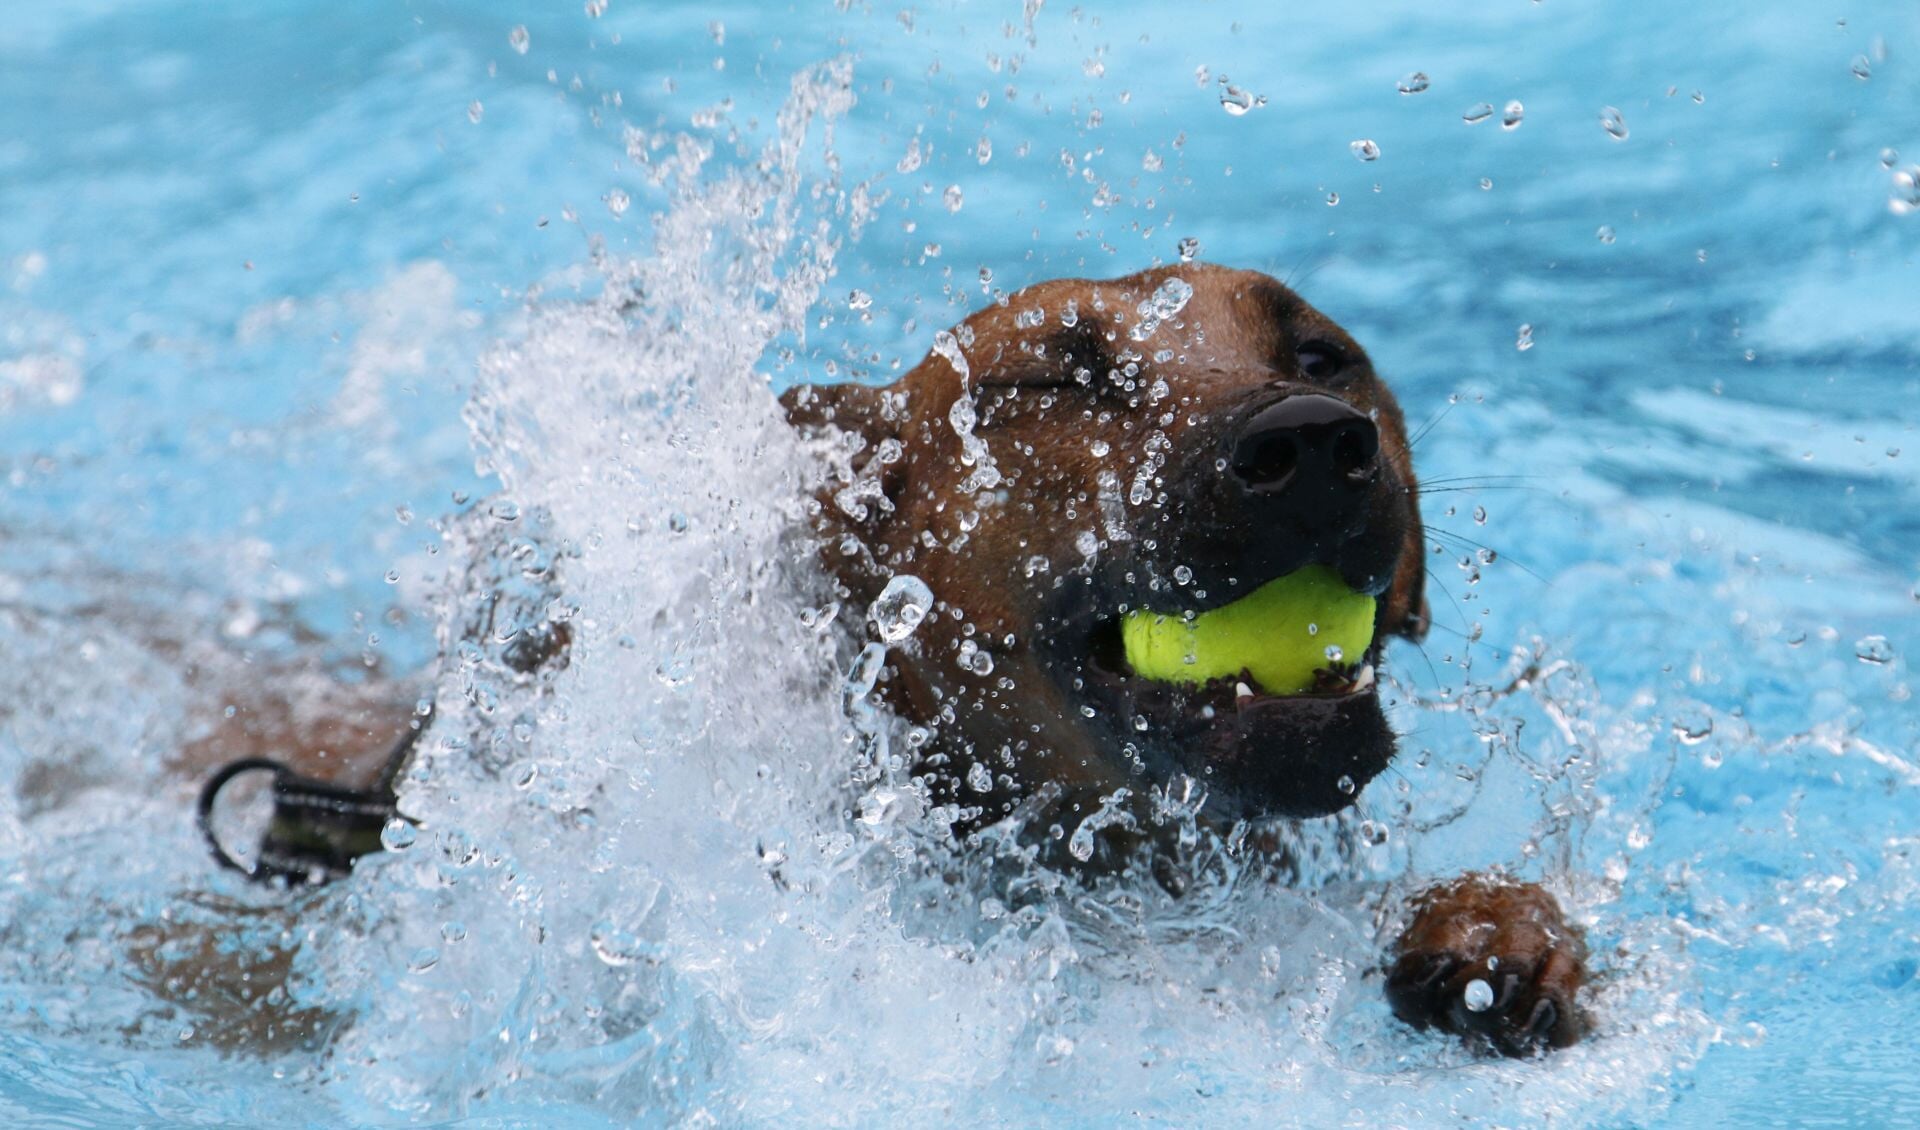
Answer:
1492, 970, 1524, 1011
1525, 997, 1559, 1039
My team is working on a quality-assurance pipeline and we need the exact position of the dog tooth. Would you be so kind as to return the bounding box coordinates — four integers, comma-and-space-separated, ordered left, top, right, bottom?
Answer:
1234, 680, 1255, 705
1353, 664, 1376, 691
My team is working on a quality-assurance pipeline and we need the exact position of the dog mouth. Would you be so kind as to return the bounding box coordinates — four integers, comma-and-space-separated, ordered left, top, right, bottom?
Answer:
1098, 564, 1379, 704
1072, 564, 1394, 821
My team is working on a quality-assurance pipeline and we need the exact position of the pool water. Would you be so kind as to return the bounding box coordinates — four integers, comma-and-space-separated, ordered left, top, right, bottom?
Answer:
2, 1, 1917, 1125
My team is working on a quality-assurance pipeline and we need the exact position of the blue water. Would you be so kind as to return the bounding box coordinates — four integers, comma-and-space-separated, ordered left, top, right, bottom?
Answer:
2, 1, 1917, 1125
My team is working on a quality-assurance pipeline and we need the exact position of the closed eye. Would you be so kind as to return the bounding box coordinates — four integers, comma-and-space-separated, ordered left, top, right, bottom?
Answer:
977, 366, 1097, 392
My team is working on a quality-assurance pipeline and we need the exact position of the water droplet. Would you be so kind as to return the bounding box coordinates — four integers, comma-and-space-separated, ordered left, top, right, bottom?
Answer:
1597, 224, 1617, 244
1129, 277, 1194, 341
1516, 324, 1534, 352
1881, 148, 1900, 170
1218, 80, 1265, 116
870, 574, 935, 642
1462, 102, 1494, 125
943, 184, 964, 213
467, 100, 484, 124
1350, 138, 1381, 163
584, 0, 607, 16
1856, 635, 1895, 665
1463, 978, 1494, 1012
1501, 100, 1524, 130
932, 329, 970, 380
1324, 644, 1344, 663
589, 920, 649, 966
1890, 167, 1920, 216
1360, 820, 1389, 846
1851, 54, 1872, 81
1325, 191, 1340, 207
381, 818, 418, 851
1672, 709, 1714, 745
1397, 71, 1430, 95
858, 786, 904, 827
508, 25, 530, 54
1599, 106, 1629, 141
966, 761, 994, 792
1177, 236, 1201, 263
408, 947, 440, 973
441, 920, 469, 943
957, 639, 995, 676
847, 289, 872, 310
1172, 564, 1194, 585
605, 188, 630, 217
1336, 774, 1357, 796
841, 642, 887, 708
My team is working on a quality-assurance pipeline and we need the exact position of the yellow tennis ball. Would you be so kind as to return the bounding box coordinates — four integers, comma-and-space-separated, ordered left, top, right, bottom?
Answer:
1119, 565, 1376, 695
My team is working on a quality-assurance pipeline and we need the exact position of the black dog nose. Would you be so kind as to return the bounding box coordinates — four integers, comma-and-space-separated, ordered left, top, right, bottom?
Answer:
1229, 394, 1379, 495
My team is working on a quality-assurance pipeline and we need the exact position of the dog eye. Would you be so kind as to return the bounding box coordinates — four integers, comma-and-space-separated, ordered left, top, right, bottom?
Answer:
1295, 341, 1349, 382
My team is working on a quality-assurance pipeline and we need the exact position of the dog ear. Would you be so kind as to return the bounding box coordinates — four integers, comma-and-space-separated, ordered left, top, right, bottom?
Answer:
779, 381, 894, 448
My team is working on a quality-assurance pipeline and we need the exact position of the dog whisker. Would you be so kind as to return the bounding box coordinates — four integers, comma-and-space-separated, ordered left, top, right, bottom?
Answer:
1426, 527, 1548, 585
1412, 484, 1553, 499
1420, 618, 1523, 662
1416, 474, 1542, 487
1406, 398, 1458, 451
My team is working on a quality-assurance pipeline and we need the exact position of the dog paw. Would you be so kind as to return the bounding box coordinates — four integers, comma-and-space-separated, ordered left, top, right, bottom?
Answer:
1384, 875, 1588, 1057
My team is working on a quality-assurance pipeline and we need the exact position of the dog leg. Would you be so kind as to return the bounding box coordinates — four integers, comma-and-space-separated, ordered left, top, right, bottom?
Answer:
1384, 874, 1588, 1056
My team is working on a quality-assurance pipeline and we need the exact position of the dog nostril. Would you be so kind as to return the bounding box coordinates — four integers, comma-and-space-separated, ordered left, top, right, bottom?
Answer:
1330, 419, 1379, 481
1228, 393, 1377, 497
1231, 432, 1300, 489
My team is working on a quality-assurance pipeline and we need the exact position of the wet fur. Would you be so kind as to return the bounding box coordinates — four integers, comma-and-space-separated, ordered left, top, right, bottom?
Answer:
784, 264, 1588, 1055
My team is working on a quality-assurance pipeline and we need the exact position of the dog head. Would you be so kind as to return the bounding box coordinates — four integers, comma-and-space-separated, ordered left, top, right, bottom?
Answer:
785, 264, 1427, 831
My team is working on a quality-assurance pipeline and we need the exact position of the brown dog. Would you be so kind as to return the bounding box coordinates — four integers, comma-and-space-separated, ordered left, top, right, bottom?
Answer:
182, 263, 1584, 1058
782, 263, 1587, 1056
